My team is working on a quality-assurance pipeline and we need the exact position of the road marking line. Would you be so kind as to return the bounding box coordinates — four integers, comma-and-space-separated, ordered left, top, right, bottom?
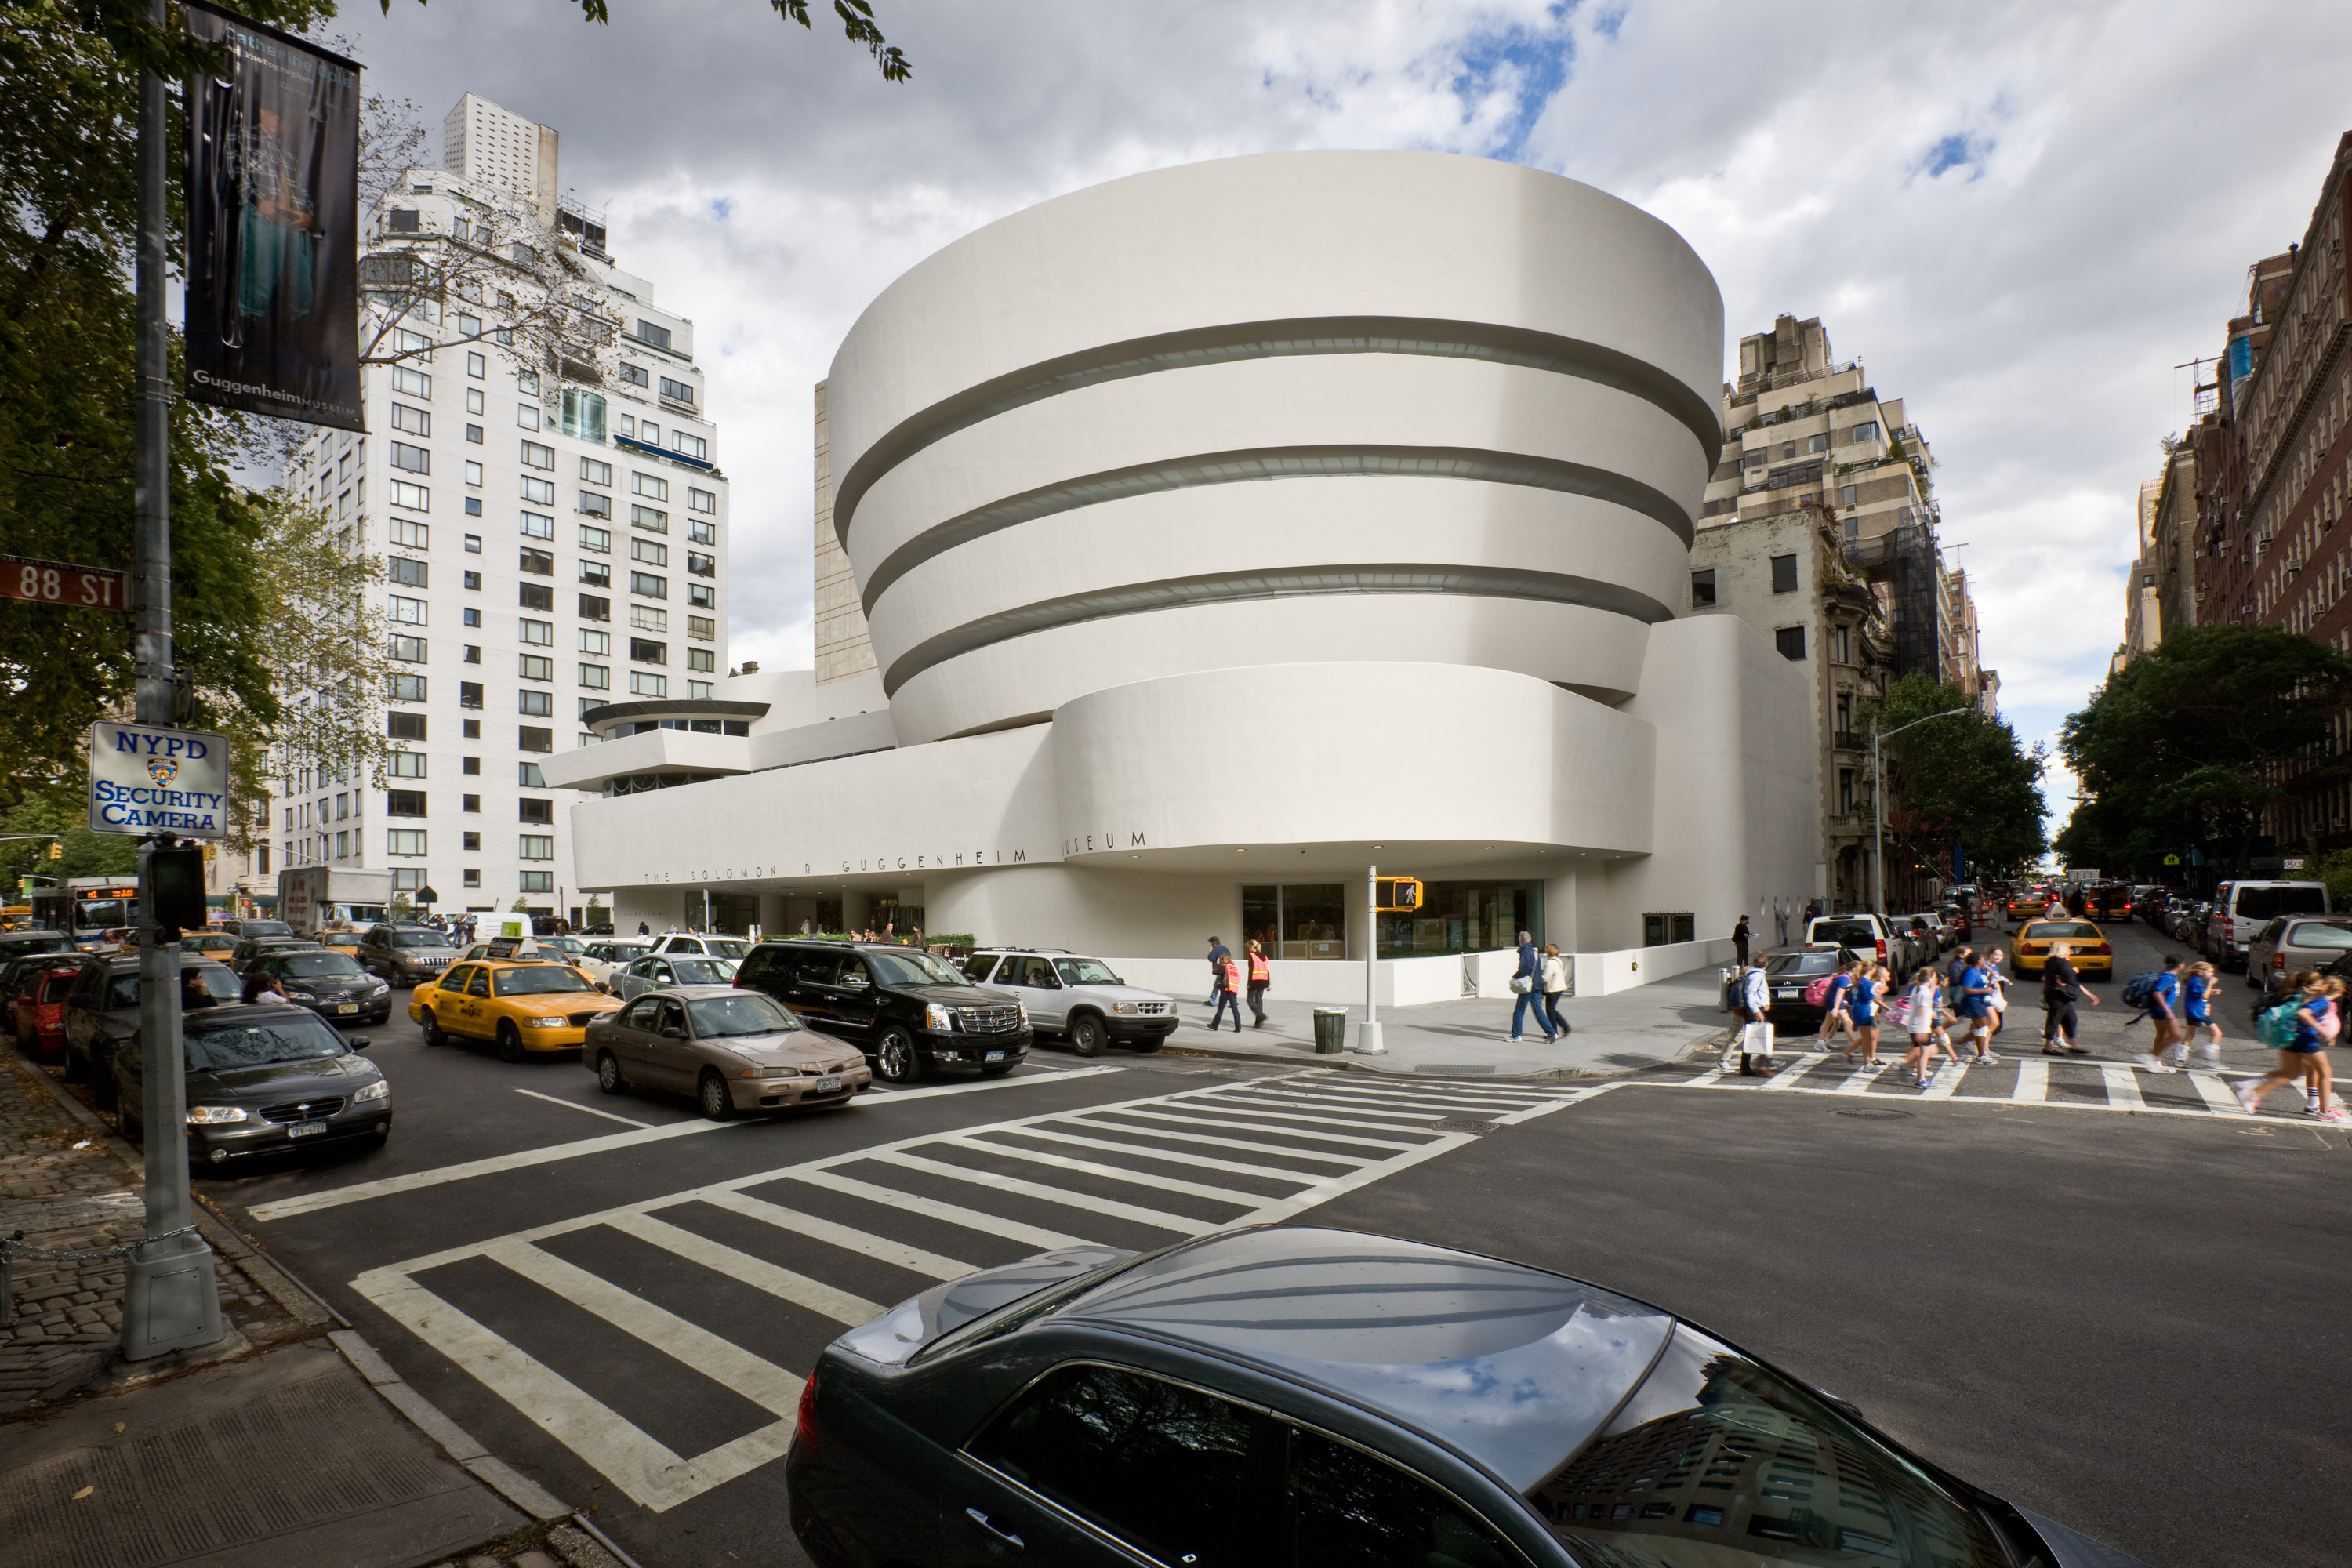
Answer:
604, 1211, 885, 1326
1131, 1104, 1434, 1145
1227, 1082, 1467, 1114
1831, 1062, 1889, 1094
986, 1123, 1339, 1184
942, 1131, 1283, 1203
1283, 1079, 1557, 1110
2100, 1064, 2147, 1110
488, 1240, 805, 1415
869, 1150, 1219, 1235
1682, 1059, 1735, 1086
692, 1189, 974, 1280
2184, 1070, 2252, 1116
512, 1087, 651, 1128
2012, 1058, 2049, 1102
249, 1064, 1127, 1224
1059, 1113, 1375, 1167
797, 1171, 1088, 1250
1919, 1062, 1968, 1100
1208, 1089, 1447, 1123
1759, 1053, 1829, 1091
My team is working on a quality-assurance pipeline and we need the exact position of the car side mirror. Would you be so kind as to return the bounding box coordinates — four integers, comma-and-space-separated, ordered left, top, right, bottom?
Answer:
662, 1026, 685, 1038
350, 1036, 372, 1050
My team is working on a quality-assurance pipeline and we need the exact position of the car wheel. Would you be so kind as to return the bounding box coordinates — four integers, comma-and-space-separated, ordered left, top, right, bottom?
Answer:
874, 1025, 923, 1084
90, 1058, 116, 1110
63, 1045, 84, 1083
497, 1022, 525, 1064
596, 1050, 630, 1095
1069, 1014, 1107, 1058
698, 1069, 736, 1121
420, 1009, 445, 1047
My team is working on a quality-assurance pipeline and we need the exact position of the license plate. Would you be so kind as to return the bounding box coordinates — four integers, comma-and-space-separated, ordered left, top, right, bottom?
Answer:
338, 1003, 358, 1014
1776, 990, 1800, 1000
286, 1120, 328, 1138
985, 1051, 1004, 1062
813, 1075, 841, 1094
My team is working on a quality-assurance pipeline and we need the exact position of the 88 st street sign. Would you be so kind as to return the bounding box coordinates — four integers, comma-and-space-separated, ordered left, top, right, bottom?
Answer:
89, 721, 233, 837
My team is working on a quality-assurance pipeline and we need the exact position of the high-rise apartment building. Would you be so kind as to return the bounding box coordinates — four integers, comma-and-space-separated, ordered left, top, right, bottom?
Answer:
273, 94, 730, 926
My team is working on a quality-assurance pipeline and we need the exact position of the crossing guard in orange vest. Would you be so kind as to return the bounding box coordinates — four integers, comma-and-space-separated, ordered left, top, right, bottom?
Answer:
1246, 940, 1271, 1028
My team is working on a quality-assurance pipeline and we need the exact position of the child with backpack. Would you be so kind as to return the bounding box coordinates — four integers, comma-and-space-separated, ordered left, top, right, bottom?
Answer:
2180, 960, 2223, 1070
1816, 957, 1860, 1051
2239, 971, 2347, 1120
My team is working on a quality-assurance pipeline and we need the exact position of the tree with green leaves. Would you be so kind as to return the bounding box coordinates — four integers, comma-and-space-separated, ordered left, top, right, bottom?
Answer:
1867, 673, 2048, 881
2058, 625, 2352, 879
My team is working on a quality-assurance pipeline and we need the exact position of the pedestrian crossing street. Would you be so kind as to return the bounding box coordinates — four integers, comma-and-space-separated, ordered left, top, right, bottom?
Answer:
1669, 1051, 2262, 1116
347, 1069, 1595, 1513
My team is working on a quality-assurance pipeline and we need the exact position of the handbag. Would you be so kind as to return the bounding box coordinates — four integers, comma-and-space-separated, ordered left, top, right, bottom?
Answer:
1508, 975, 1534, 995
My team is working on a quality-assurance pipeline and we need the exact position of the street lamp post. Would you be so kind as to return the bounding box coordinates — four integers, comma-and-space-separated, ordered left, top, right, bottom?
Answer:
1872, 707, 1970, 919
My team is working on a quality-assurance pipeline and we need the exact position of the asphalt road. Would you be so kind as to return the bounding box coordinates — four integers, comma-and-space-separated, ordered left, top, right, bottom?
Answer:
184, 923, 2347, 1568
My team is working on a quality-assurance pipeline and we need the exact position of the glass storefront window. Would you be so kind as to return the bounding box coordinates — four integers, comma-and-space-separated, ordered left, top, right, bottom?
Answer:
1241, 884, 1348, 960
1376, 881, 1542, 958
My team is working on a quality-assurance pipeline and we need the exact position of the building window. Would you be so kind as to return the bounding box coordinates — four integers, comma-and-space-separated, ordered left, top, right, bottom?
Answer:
687, 614, 714, 641
1840, 485, 1858, 507
389, 751, 427, 779
1806, 434, 1830, 454
634, 320, 673, 350
688, 583, 715, 608
463, 719, 481, 738
390, 594, 427, 624
520, 763, 546, 788
687, 551, 714, 577
579, 524, 611, 554
659, 376, 694, 405
390, 403, 430, 437
1849, 422, 1879, 443
465, 460, 483, 485
461, 831, 481, 851
463, 641, 481, 661
389, 634, 428, 663
463, 533, 482, 553
459, 681, 485, 709
688, 486, 716, 514
633, 472, 669, 501
519, 546, 554, 577
672, 431, 708, 460
518, 798, 554, 825
518, 870, 554, 893
519, 835, 555, 861
462, 869, 481, 887
1774, 626, 1808, 660
519, 654, 554, 682
630, 672, 668, 697
561, 389, 608, 442
517, 405, 539, 431
387, 829, 427, 856
393, 366, 430, 397
630, 505, 668, 532
390, 518, 429, 550
519, 619, 554, 645
1834, 626, 1851, 663
1835, 691, 1852, 733
630, 572, 667, 599
580, 491, 612, 518
633, 604, 669, 633
390, 480, 429, 511
688, 518, 717, 546
389, 556, 428, 588
390, 440, 430, 474
687, 681, 713, 700
467, 351, 486, 378
518, 689, 554, 717
387, 209, 421, 233
518, 581, 554, 612
579, 662, 611, 688
387, 790, 427, 817
387, 712, 427, 742
1690, 569, 1715, 607
630, 537, 669, 567
1838, 768, 1856, 814
580, 628, 612, 655
1769, 554, 1798, 593
579, 593, 612, 622
388, 673, 427, 702
630, 637, 667, 664
619, 362, 649, 387
686, 647, 716, 673
518, 726, 554, 753
521, 476, 556, 506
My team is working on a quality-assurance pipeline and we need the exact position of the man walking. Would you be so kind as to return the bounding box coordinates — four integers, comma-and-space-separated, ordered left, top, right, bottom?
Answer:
1205, 935, 1231, 1007
1245, 939, 1271, 1029
1732, 914, 1751, 967
1508, 931, 1556, 1043
1207, 948, 1245, 1033
2042, 940, 2098, 1054
1732, 956, 1774, 1075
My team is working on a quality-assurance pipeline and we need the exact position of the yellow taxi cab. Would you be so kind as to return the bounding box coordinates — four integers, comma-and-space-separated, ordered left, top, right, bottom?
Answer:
409, 958, 619, 1062
2011, 920, 2113, 979
318, 928, 365, 958
2005, 887, 2052, 922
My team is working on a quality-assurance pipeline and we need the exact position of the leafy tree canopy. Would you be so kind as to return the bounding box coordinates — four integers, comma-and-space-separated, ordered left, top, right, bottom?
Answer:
1867, 673, 2048, 878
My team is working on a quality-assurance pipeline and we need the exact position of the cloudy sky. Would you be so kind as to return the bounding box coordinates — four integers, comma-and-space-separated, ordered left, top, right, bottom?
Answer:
336, 0, 2352, 830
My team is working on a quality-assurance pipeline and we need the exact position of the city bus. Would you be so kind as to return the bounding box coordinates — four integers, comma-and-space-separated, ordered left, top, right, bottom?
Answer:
27, 877, 141, 948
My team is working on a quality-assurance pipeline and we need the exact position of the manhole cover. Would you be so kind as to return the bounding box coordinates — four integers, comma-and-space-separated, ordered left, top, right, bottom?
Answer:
1833, 1108, 1915, 1120
1432, 1118, 1501, 1134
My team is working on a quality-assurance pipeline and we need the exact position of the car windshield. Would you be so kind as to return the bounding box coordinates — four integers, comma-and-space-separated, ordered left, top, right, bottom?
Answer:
1810, 920, 1875, 947
180, 937, 234, 952
670, 958, 738, 984
866, 949, 967, 987
2288, 923, 2352, 950
1765, 953, 1838, 977
1536, 1323, 2008, 1568
545, 938, 586, 954
186, 1014, 348, 1071
686, 993, 800, 1037
393, 931, 452, 948
493, 966, 597, 996
2022, 922, 2100, 940
238, 921, 292, 938
2239, 886, 2328, 920
1053, 957, 1124, 985
700, 939, 750, 959
280, 953, 366, 978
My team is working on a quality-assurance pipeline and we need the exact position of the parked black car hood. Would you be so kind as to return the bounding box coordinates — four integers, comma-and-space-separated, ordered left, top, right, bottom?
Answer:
895, 982, 1018, 1006
191, 1053, 379, 1102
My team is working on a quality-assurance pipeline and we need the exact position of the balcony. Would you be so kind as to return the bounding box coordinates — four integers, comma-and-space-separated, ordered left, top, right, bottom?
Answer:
1834, 730, 1866, 753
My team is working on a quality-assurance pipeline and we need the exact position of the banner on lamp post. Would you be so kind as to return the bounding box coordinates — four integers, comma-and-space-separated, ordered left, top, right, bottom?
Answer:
182, 2, 363, 431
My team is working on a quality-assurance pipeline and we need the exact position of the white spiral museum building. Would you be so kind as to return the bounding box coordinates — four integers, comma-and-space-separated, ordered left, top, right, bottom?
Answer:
550, 151, 1817, 998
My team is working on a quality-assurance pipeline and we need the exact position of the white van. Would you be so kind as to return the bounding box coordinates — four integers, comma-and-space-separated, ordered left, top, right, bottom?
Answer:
2204, 880, 2330, 971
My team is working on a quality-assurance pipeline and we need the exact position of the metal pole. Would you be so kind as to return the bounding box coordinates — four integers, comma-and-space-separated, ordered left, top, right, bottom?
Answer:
1354, 862, 1385, 1054
1871, 732, 1884, 920
124, 0, 223, 1361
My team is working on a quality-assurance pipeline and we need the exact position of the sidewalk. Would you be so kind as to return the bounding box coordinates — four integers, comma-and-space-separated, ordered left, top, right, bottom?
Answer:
0, 1047, 558, 1568
1156, 966, 1736, 1079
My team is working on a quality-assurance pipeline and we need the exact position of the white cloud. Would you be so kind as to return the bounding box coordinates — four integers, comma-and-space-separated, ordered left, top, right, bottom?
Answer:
336, 0, 2352, 808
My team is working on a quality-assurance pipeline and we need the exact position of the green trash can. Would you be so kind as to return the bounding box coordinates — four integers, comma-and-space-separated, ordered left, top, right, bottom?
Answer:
1312, 1007, 1348, 1054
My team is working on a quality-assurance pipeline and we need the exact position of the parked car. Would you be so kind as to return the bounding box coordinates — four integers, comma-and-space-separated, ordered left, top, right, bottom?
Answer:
358, 923, 462, 987
960, 949, 1178, 1056
459, 941, 557, 964
2244, 916, 2352, 990
584, 983, 871, 1119
242, 947, 393, 1025
2205, 880, 2330, 971
1731, 945, 1867, 1033
2010, 920, 2113, 980
1802, 913, 1910, 978
217, 919, 295, 940
64, 953, 241, 1105
786, 1224, 2152, 1568
1, 949, 78, 1036
648, 933, 754, 960
613, 953, 740, 1002
178, 932, 240, 960
575, 938, 654, 988
2250, 951, 2352, 1025
1899, 913, 1948, 954
5, 957, 85, 1056
228, 935, 321, 974
114, 1002, 390, 1167
733, 938, 1031, 1083
0, 929, 78, 964
408, 958, 619, 1062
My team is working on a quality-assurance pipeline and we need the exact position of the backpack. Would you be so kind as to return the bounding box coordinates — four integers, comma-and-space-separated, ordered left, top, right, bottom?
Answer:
2257, 1000, 2302, 1048
1803, 974, 1835, 1007
2119, 972, 2159, 1008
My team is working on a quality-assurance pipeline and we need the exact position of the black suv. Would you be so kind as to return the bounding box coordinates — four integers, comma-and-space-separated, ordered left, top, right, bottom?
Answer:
734, 939, 1031, 1083
357, 924, 460, 987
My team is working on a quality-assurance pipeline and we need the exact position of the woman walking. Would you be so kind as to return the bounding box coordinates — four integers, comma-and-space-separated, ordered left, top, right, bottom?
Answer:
1244, 940, 1271, 1029
1899, 967, 1946, 1086
1820, 957, 1860, 1053
2236, 971, 2347, 1120
1540, 942, 1571, 1038
2040, 941, 2097, 1054
1848, 964, 1885, 1067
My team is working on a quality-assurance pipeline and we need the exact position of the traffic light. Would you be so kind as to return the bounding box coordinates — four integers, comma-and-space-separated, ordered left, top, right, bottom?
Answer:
47, 840, 61, 860
149, 844, 208, 932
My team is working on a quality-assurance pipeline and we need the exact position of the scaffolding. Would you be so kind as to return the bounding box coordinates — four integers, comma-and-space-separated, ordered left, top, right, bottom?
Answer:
1842, 515, 1944, 680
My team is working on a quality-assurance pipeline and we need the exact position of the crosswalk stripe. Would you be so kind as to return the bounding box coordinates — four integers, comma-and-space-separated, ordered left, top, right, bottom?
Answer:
1269, 1082, 1552, 1112
1061, 1112, 1376, 1167
1758, 1053, 1828, 1090
2099, 1064, 2147, 1110
605, 1211, 885, 1326
694, 1190, 974, 1280
1831, 1062, 1889, 1094
797, 1171, 1087, 1251
488, 1240, 806, 1415
989, 1123, 1341, 1183
1137, 1105, 1432, 1146
2012, 1058, 2049, 1102
1681, 1058, 1735, 1086
939, 1132, 1278, 1205
869, 1150, 1219, 1235
1918, 1062, 1968, 1100
2184, 1070, 2252, 1116
1213, 1089, 1448, 1122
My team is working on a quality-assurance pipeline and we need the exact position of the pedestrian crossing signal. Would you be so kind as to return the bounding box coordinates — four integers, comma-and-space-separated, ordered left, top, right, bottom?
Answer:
1375, 877, 1424, 912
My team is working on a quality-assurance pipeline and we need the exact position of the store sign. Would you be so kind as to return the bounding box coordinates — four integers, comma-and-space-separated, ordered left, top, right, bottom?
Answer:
88, 722, 233, 837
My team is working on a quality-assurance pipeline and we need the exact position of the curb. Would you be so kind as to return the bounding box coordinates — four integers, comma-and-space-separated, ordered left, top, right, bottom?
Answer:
1158, 1031, 1715, 1084
329, 1328, 571, 1521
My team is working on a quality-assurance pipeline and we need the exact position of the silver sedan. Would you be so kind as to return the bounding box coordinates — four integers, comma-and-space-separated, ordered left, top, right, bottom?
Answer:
613, 953, 740, 1002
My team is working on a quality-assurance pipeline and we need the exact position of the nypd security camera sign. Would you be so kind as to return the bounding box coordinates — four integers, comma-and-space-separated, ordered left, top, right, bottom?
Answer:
88, 721, 233, 837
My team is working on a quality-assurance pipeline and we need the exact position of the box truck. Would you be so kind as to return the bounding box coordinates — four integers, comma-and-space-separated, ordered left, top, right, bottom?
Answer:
278, 867, 394, 936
